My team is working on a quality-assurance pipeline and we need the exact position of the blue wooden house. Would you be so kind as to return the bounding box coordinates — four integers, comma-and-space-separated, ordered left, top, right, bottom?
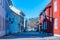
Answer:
0, 0, 25, 37
9, 5, 25, 33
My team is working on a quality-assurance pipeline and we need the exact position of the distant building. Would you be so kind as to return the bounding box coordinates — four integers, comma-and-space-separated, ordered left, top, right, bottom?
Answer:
25, 18, 39, 31
24, 19, 27, 31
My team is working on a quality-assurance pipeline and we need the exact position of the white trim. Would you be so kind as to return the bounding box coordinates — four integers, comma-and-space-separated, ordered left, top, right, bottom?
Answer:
54, 34, 60, 36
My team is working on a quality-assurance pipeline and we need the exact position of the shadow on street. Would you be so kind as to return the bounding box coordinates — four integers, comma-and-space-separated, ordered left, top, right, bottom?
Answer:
0, 31, 53, 39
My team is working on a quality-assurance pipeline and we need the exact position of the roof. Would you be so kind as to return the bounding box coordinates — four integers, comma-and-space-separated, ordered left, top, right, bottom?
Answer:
9, 5, 25, 16
39, 2, 52, 16
9, 5, 21, 15
46, 2, 52, 9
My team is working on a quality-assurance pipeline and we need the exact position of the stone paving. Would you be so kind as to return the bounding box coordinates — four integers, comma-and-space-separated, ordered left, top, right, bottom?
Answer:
0, 32, 60, 40
0, 36, 60, 40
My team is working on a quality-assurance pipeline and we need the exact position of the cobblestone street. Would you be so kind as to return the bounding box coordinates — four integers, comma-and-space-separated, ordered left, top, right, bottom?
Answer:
0, 0, 60, 40
0, 36, 60, 40
0, 32, 60, 40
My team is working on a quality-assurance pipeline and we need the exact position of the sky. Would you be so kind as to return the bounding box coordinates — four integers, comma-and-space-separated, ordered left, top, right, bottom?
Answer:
11, 0, 51, 18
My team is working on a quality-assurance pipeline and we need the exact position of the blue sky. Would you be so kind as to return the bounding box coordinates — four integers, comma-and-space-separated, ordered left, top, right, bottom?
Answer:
11, 0, 51, 18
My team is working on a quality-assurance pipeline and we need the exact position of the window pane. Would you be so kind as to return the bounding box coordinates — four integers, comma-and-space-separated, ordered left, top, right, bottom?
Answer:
54, 1, 57, 12
54, 18, 58, 29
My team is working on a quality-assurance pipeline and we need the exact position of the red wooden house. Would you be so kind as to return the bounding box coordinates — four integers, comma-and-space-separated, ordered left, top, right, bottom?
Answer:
39, 0, 60, 36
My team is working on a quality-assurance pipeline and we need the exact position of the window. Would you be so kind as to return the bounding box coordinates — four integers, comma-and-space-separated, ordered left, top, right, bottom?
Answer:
11, 18, 14, 24
42, 23, 44, 29
54, 1, 57, 12
43, 12, 46, 19
9, 18, 14, 24
54, 18, 58, 29
9, 18, 11, 21
43, 22, 47, 30
7, 0, 12, 5
0, 0, 2, 5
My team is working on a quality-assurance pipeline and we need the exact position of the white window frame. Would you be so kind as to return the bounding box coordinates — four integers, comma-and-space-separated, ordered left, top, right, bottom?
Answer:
54, 1, 57, 12
54, 18, 58, 29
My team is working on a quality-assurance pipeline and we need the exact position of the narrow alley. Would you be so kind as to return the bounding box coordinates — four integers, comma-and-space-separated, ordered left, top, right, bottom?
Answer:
0, 0, 60, 40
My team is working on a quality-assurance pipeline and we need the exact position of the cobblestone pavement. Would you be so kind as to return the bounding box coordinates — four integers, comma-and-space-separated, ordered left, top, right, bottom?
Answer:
0, 32, 60, 40
0, 36, 60, 40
